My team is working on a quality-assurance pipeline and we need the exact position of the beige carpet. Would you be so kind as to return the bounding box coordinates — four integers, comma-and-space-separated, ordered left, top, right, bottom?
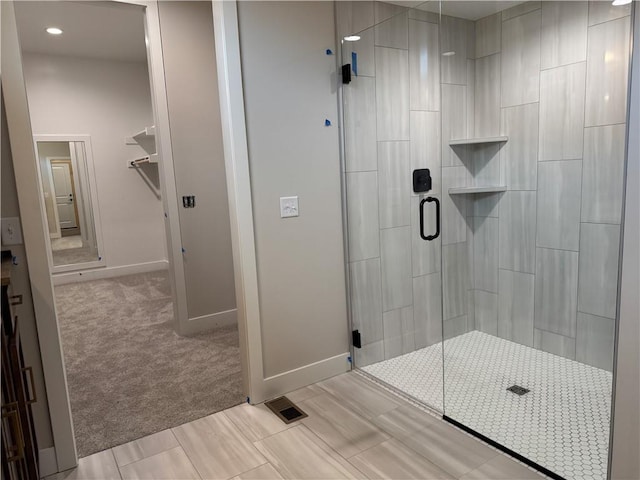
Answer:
55, 271, 243, 457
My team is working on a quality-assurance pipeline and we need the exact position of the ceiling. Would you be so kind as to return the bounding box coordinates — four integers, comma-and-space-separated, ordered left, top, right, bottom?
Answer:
15, 1, 147, 63
388, 0, 526, 20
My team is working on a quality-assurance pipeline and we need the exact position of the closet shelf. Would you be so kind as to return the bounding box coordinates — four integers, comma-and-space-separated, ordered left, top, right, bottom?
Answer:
128, 154, 158, 168
449, 136, 508, 146
125, 126, 156, 145
449, 186, 507, 195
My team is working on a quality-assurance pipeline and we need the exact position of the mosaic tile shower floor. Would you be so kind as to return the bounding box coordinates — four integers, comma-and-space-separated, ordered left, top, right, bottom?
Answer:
362, 331, 612, 480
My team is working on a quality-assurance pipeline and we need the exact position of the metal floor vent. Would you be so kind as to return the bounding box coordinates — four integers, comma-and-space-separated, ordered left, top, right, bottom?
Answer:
264, 396, 308, 424
507, 385, 530, 396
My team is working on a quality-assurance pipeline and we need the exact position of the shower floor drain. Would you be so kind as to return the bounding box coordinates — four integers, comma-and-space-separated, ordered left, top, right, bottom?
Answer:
264, 396, 308, 424
507, 385, 530, 396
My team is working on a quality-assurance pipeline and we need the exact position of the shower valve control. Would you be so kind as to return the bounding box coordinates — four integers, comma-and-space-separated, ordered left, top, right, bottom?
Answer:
413, 169, 432, 193
182, 196, 196, 208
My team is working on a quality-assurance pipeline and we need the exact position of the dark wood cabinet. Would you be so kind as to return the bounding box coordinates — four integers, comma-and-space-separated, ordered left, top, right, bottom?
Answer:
2, 252, 39, 479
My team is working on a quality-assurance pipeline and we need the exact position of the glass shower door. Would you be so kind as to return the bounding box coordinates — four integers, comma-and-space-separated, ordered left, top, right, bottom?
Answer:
439, 2, 633, 480
339, 0, 445, 412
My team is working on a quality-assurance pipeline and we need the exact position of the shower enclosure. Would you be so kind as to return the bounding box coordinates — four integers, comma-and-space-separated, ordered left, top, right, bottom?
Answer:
337, 2, 633, 479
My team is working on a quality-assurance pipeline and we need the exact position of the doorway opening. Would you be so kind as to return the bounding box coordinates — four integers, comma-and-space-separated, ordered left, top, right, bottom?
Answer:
13, 0, 243, 458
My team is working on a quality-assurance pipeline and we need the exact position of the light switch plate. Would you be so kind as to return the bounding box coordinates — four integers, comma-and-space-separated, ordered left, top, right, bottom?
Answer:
1, 217, 23, 245
280, 196, 299, 218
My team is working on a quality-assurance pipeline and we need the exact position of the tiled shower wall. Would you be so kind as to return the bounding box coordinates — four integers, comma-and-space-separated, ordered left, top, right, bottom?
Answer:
471, 1, 631, 372
339, 1, 476, 367
339, 1, 631, 372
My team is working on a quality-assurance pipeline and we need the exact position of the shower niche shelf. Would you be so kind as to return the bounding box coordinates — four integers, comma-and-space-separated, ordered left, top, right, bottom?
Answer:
449, 186, 507, 195
449, 136, 508, 146
125, 126, 156, 145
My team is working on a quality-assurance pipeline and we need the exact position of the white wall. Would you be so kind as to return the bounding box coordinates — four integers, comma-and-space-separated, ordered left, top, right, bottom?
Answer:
237, 1, 349, 378
22, 53, 167, 273
157, 1, 236, 328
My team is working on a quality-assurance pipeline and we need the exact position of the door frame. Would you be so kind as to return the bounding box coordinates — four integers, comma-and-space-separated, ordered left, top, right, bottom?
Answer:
50, 159, 80, 232
2, 0, 197, 471
33, 135, 106, 274
40, 155, 63, 239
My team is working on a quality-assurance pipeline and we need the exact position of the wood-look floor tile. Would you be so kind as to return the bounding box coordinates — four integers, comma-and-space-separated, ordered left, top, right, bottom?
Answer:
254, 425, 366, 479
283, 384, 324, 404
316, 373, 402, 419
300, 393, 389, 458
112, 429, 179, 467
460, 454, 544, 479
119, 447, 200, 480
349, 439, 454, 479
372, 404, 439, 438
398, 420, 497, 477
46, 450, 121, 479
232, 463, 284, 480
224, 403, 293, 443
172, 411, 266, 479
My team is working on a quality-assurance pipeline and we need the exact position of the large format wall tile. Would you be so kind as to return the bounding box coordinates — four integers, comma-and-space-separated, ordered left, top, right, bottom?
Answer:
501, 10, 541, 107
442, 167, 469, 245
343, 28, 375, 78
588, 0, 631, 26
502, 1, 540, 22
413, 273, 443, 348
470, 143, 500, 187
376, 47, 409, 141
443, 242, 469, 320
383, 306, 415, 359
536, 160, 582, 251
344, 76, 377, 172
409, 19, 440, 111
336, 0, 375, 39
444, 315, 469, 340
412, 195, 441, 277
499, 191, 536, 274
576, 312, 615, 371
534, 329, 576, 359
347, 172, 380, 261
349, 258, 383, 346
577, 223, 620, 319
585, 16, 631, 127
381, 226, 413, 311
475, 13, 501, 58
500, 104, 538, 190
410, 111, 441, 194
535, 247, 579, 338
374, 2, 408, 49
472, 217, 499, 293
440, 15, 469, 84
378, 142, 411, 229
475, 290, 498, 336
441, 84, 467, 167
582, 124, 626, 224
539, 62, 586, 161
498, 270, 534, 347
474, 54, 501, 138
466, 60, 475, 136
540, 1, 588, 69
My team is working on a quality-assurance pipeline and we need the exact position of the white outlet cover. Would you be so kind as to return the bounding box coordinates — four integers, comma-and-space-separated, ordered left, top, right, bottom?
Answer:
280, 196, 299, 218
1, 217, 23, 245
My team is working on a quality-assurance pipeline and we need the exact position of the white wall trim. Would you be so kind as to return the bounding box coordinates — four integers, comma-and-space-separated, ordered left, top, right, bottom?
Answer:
38, 447, 58, 478
262, 353, 351, 402
213, 0, 265, 403
52, 260, 168, 285
179, 309, 238, 336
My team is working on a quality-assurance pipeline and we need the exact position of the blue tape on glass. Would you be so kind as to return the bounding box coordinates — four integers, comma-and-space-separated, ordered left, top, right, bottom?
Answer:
351, 51, 358, 76
326, 49, 333, 55
325, 119, 331, 126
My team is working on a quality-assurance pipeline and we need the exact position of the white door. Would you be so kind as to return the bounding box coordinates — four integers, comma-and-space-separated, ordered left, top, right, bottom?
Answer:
52, 161, 78, 229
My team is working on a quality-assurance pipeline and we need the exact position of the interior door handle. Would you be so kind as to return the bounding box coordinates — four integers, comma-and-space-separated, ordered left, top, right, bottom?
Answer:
419, 197, 440, 241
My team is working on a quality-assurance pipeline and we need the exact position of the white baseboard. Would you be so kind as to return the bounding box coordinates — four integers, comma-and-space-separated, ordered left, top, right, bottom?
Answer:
39, 447, 58, 478
258, 352, 351, 404
52, 260, 168, 285
178, 308, 237, 336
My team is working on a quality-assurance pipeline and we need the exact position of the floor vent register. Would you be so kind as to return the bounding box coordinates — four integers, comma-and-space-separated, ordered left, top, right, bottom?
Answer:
264, 396, 308, 424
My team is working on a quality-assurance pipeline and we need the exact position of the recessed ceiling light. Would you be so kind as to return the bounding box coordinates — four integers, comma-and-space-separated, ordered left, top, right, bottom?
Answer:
612, 0, 631, 5
442, 51, 456, 57
344, 35, 361, 42
46, 27, 63, 35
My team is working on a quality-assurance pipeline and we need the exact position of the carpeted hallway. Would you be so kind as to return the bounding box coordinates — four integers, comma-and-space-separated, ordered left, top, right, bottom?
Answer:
54, 271, 243, 457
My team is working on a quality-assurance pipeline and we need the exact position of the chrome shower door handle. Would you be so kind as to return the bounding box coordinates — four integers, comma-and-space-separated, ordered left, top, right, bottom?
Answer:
419, 196, 440, 241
